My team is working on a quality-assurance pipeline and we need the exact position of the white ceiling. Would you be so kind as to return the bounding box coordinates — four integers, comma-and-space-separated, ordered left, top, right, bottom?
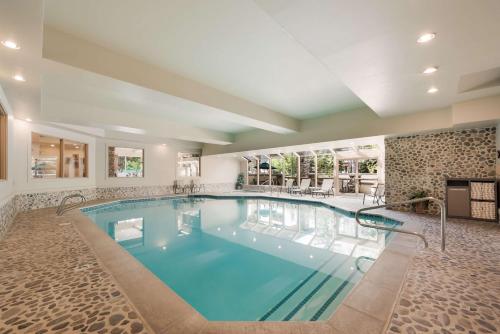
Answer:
42, 60, 251, 133
0, 0, 42, 121
43, 0, 365, 120
256, 0, 500, 116
2, 0, 500, 147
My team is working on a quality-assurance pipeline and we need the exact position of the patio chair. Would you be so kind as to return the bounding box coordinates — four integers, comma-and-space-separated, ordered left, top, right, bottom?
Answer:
290, 179, 311, 196
280, 178, 295, 193
363, 183, 385, 204
311, 179, 334, 197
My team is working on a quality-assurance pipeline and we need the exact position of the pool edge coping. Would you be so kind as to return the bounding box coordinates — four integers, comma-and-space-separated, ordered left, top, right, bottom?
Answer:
72, 193, 423, 334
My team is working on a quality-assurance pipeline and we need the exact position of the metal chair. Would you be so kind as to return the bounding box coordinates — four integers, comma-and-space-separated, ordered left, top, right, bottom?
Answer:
363, 183, 385, 204
311, 179, 334, 197
290, 179, 311, 196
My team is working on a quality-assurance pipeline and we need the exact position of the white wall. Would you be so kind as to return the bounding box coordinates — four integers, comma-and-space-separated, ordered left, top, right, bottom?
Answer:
0, 86, 15, 203
201, 155, 240, 185
96, 138, 240, 188
14, 121, 96, 193
0, 80, 241, 200
7, 127, 239, 195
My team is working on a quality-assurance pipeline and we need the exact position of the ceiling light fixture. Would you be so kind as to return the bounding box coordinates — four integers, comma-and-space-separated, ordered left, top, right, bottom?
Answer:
423, 66, 438, 74
25, 118, 32, 122
1, 40, 20, 50
13, 74, 25, 82
427, 87, 439, 94
50, 144, 55, 148
417, 32, 436, 44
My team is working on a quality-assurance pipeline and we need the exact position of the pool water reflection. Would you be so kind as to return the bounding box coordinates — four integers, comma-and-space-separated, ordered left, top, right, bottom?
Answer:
83, 197, 399, 321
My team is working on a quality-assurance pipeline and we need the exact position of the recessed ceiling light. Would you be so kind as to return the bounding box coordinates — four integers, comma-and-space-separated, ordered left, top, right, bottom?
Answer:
423, 66, 438, 74
427, 87, 439, 94
75, 146, 80, 149
25, 118, 32, 122
1, 40, 20, 50
50, 144, 55, 148
417, 33, 436, 44
13, 74, 25, 82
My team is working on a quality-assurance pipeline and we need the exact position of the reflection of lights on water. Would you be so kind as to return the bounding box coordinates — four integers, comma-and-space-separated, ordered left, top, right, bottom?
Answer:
217, 227, 221, 231
252, 237, 257, 242
161, 245, 167, 250
350, 267, 354, 271
278, 245, 282, 249
232, 231, 237, 236
309, 254, 314, 259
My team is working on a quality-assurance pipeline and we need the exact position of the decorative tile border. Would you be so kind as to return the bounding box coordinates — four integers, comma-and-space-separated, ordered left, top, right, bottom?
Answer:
15, 188, 99, 213
0, 195, 17, 240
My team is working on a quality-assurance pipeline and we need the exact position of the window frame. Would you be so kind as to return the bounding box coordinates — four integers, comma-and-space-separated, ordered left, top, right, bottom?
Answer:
107, 145, 145, 178
357, 158, 378, 175
30, 131, 89, 179
176, 152, 201, 178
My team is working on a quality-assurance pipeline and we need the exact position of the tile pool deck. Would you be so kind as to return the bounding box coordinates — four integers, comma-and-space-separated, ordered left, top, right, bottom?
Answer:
0, 192, 499, 333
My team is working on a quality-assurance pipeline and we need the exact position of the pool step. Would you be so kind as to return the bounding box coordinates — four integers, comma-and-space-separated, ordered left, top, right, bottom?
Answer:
259, 254, 354, 321
288, 257, 361, 321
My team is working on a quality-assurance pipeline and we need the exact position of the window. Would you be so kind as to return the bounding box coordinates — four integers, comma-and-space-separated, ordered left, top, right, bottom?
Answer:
317, 154, 334, 177
0, 104, 7, 180
177, 152, 200, 177
108, 146, 144, 177
63, 140, 87, 177
339, 159, 356, 174
358, 159, 378, 174
32, 133, 61, 178
31, 133, 88, 178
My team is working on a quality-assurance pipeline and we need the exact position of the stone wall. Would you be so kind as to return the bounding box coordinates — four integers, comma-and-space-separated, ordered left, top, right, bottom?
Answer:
385, 127, 497, 214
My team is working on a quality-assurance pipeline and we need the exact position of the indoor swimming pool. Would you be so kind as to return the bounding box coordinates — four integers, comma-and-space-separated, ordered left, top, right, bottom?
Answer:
82, 196, 400, 321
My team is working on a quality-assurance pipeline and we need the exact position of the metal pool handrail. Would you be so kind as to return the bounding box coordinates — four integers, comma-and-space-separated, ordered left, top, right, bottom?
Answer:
56, 194, 87, 216
355, 197, 446, 251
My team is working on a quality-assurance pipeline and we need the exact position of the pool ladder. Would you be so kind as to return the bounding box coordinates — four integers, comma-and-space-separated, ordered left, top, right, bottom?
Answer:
355, 197, 446, 251
56, 194, 87, 216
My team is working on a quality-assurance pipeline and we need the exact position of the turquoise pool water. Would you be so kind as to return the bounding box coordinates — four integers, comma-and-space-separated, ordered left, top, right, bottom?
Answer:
82, 196, 399, 321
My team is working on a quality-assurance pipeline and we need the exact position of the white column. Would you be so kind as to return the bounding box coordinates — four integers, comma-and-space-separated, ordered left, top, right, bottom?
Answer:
294, 152, 300, 186
331, 149, 339, 194
256, 157, 260, 186
311, 150, 318, 187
